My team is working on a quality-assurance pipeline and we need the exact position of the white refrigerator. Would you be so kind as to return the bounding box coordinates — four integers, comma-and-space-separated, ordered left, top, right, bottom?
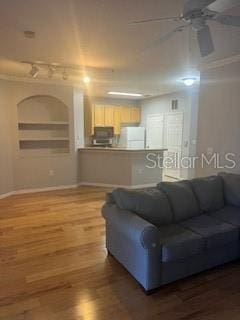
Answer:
118, 127, 145, 148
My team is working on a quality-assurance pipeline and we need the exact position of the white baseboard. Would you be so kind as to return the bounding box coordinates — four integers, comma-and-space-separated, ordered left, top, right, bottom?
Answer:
78, 182, 156, 189
14, 184, 79, 195
0, 191, 15, 199
0, 184, 79, 199
0, 182, 157, 200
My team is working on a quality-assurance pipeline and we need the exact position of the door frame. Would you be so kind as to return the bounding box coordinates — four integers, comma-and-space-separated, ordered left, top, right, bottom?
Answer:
146, 113, 165, 149
163, 112, 184, 180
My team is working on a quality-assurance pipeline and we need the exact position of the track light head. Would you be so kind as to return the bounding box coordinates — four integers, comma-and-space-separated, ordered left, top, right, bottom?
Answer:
29, 64, 39, 78
62, 69, 68, 80
48, 66, 54, 79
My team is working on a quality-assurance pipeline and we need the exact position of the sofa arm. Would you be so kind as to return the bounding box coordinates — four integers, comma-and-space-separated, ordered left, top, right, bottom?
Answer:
102, 204, 160, 250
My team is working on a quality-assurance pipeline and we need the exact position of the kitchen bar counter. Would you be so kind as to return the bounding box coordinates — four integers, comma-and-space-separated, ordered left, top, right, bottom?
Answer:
79, 147, 167, 152
78, 147, 166, 188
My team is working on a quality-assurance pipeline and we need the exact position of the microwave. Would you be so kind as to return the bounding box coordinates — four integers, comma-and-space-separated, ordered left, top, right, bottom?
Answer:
92, 127, 114, 146
93, 127, 114, 139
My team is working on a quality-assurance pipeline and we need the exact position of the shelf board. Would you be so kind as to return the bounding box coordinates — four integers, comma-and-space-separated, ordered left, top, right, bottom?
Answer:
19, 138, 69, 141
18, 121, 69, 125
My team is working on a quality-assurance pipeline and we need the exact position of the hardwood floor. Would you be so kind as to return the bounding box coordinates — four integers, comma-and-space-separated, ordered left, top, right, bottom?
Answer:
0, 186, 240, 320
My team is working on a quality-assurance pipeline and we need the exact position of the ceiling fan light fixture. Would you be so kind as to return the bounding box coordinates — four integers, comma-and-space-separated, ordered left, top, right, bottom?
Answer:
182, 77, 197, 86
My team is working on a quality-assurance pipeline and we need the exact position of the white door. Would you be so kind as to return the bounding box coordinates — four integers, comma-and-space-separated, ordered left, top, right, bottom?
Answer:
164, 113, 183, 179
146, 114, 164, 149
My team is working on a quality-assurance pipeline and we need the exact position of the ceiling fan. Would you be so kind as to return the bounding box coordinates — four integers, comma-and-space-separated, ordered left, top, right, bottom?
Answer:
130, 0, 240, 57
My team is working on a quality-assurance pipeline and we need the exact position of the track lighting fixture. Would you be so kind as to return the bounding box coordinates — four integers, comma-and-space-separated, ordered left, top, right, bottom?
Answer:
48, 66, 54, 79
29, 64, 39, 78
24, 61, 95, 83
62, 69, 68, 80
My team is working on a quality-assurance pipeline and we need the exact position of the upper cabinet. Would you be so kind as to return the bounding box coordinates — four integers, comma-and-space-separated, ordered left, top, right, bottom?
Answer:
120, 106, 141, 124
91, 104, 141, 135
130, 107, 141, 123
104, 106, 115, 127
120, 107, 131, 123
113, 107, 121, 135
94, 105, 105, 127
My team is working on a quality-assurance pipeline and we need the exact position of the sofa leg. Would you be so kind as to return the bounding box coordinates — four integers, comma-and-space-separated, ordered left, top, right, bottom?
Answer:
142, 287, 159, 295
107, 249, 113, 256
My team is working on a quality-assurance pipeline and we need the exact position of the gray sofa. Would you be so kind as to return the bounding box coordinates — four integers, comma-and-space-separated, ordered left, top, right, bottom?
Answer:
102, 173, 240, 293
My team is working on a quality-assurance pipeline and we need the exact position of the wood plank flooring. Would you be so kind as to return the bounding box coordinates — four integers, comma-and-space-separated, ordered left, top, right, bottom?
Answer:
0, 186, 240, 320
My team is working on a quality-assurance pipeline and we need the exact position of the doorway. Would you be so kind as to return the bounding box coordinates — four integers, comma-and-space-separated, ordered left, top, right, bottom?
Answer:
146, 112, 184, 180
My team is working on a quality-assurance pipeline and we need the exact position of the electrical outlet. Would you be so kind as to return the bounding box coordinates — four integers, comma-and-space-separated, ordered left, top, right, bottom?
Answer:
49, 170, 54, 176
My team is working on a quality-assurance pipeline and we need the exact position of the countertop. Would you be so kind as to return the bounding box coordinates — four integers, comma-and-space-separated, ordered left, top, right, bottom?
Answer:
79, 147, 167, 152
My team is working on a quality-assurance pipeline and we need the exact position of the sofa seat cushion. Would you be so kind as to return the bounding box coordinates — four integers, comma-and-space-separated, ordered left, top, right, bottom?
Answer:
218, 172, 240, 207
158, 224, 205, 262
112, 188, 173, 226
190, 176, 224, 213
180, 215, 239, 249
209, 206, 240, 227
157, 181, 200, 222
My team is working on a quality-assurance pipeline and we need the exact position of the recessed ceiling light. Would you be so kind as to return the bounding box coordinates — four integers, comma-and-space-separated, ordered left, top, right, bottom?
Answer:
182, 77, 197, 86
29, 64, 39, 78
83, 76, 91, 84
108, 91, 143, 97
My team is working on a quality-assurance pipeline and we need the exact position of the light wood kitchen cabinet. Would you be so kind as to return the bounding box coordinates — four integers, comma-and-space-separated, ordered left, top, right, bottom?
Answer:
91, 104, 140, 135
130, 107, 141, 123
120, 107, 131, 123
94, 105, 105, 127
113, 107, 121, 135
104, 106, 115, 127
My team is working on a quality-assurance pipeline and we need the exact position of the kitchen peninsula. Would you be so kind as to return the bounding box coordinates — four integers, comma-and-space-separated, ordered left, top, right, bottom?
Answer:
78, 147, 167, 188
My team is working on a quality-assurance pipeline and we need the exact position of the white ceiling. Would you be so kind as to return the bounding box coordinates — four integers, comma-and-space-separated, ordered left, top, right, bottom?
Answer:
0, 0, 239, 97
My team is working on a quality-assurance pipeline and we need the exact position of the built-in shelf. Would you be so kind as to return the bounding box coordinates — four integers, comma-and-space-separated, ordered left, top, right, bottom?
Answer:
18, 121, 69, 125
19, 137, 69, 141
17, 95, 70, 155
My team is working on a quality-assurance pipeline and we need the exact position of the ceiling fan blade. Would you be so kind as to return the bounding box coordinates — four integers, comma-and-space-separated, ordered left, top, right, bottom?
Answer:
130, 16, 182, 25
207, 0, 240, 13
215, 14, 240, 26
197, 25, 215, 57
143, 25, 189, 52
184, 0, 216, 14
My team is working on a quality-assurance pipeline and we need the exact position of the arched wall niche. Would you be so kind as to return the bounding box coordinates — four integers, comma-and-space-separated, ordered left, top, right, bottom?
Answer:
17, 95, 69, 123
17, 95, 70, 155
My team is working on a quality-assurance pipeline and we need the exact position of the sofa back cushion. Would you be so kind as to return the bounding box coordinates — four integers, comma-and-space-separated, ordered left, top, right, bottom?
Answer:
218, 172, 240, 207
190, 176, 224, 213
112, 188, 173, 226
157, 181, 200, 222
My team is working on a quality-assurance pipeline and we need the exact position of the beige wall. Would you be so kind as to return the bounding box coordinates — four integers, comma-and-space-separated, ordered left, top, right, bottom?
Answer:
196, 61, 240, 176
0, 81, 13, 195
0, 79, 84, 195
